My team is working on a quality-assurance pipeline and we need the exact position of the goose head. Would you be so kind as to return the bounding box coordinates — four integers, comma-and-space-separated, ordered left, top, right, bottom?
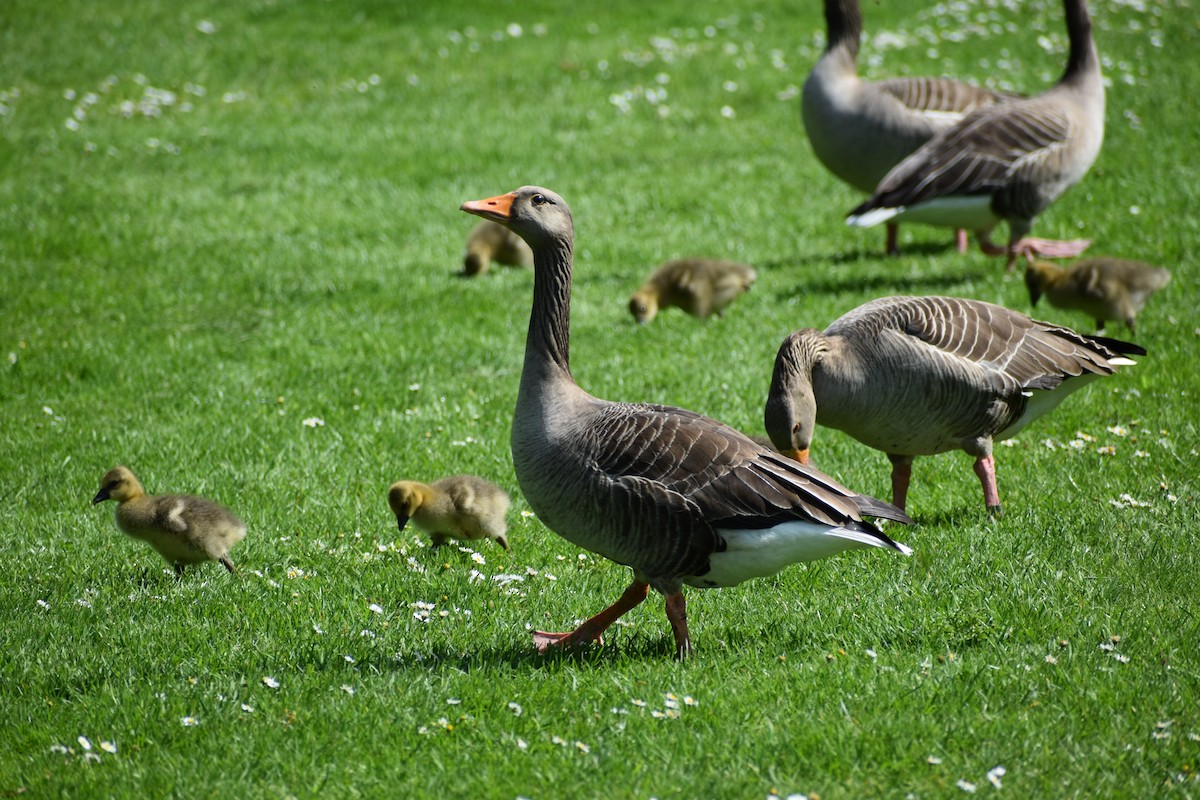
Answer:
764, 329, 824, 464
460, 186, 572, 249
387, 481, 432, 532
92, 465, 144, 505
1024, 261, 1061, 307
628, 289, 659, 324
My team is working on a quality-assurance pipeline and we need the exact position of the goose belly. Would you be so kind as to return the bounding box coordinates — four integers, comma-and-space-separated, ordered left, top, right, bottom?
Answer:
683, 522, 903, 589
893, 195, 997, 230
999, 375, 1100, 440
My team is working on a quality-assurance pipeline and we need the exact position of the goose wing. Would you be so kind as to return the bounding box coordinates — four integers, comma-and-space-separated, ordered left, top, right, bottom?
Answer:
583, 402, 907, 527
852, 101, 1072, 215
853, 296, 1140, 393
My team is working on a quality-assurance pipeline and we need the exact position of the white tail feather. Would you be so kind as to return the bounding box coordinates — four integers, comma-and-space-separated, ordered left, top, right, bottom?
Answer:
847, 206, 903, 229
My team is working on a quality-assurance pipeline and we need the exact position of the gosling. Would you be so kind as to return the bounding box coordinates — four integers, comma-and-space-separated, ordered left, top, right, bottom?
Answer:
387, 475, 511, 550
92, 465, 246, 576
1026, 257, 1171, 333
628, 258, 757, 324
463, 219, 533, 276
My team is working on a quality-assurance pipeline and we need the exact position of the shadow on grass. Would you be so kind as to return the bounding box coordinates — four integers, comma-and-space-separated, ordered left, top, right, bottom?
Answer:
757, 249, 1000, 300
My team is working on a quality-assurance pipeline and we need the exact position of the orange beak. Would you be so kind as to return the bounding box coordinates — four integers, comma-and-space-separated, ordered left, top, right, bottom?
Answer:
781, 448, 810, 465
460, 192, 516, 223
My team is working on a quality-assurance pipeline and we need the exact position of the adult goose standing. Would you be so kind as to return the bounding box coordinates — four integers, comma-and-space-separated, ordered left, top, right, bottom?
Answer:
763, 296, 1145, 517
461, 186, 913, 658
804, 0, 1013, 254
846, 0, 1104, 269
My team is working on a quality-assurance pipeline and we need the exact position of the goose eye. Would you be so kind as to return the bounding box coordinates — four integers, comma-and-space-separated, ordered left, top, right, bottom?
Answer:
531, 194, 548, 206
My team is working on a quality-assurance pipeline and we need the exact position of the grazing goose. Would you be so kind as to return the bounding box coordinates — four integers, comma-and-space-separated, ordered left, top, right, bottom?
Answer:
846, 0, 1104, 269
628, 258, 757, 324
804, 0, 1013, 254
387, 475, 511, 551
764, 296, 1145, 516
462, 186, 912, 658
463, 219, 534, 276
1026, 257, 1171, 334
92, 465, 246, 576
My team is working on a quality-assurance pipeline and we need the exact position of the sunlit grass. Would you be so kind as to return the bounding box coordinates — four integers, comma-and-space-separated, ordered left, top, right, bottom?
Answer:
1, 0, 1197, 797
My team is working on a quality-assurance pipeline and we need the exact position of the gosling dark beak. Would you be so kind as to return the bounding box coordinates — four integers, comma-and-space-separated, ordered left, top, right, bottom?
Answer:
395, 514, 409, 533
496, 535, 510, 551
92, 488, 110, 505
461, 192, 516, 223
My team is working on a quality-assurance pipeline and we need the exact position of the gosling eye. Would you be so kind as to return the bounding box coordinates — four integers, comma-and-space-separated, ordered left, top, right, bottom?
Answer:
531, 193, 549, 207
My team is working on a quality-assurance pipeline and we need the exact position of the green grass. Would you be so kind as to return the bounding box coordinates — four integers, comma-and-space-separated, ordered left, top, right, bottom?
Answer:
2, 0, 1197, 796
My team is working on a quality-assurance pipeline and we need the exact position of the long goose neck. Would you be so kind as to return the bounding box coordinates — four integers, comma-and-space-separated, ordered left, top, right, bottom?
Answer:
523, 237, 574, 385
1061, 0, 1098, 84
824, 0, 862, 59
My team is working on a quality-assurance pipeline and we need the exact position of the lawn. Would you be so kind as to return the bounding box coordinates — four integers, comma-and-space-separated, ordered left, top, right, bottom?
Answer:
1, 0, 1197, 797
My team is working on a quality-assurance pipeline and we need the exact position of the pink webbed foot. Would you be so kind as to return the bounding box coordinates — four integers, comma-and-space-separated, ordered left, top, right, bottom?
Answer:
532, 630, 601, 654
1003, 237, 1092, 271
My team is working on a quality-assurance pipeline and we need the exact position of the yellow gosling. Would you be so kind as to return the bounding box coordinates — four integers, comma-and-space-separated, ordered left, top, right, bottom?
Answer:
388, 475, 511, 550
1026, 257, 1171, 333
92, 466, 246, 577
463, 219, 534, 276
628, 258, 757, 323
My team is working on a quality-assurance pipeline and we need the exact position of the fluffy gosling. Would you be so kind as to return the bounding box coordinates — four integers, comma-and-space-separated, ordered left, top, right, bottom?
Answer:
1026, 257, 1171, 333
463, 219, 534, 276
388, 475, 511, 550
628, 258, 757, 324
92, 465, 246, 577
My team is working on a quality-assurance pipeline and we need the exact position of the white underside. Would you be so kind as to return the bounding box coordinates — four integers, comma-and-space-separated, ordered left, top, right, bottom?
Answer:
848, 195, 997, 231
683, 521, 911, 589
1000, 374, 1106, 440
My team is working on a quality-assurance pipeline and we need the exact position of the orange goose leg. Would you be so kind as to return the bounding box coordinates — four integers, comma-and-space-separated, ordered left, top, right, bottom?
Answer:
973, 454, 1003, 517
533, 580, 650, 653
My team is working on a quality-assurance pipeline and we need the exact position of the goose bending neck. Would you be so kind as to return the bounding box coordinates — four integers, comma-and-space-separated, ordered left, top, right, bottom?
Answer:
524, 237, 574, 386
824, 0, 862, 58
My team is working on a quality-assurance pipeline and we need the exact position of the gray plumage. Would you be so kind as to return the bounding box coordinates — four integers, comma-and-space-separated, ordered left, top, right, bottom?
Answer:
91, 465, 246, 576
803, 0, 1012, 253
463, 219, 533, 276
764, 296, 1145, 516
628, 258, 757, 323
387, 475, 511, 550
462, 186, 911, 658
1026, 257, 1171, 333
847, 0, 1104, 268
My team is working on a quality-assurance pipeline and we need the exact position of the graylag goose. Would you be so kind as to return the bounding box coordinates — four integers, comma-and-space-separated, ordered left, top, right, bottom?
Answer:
846, 0, 1104, 269
463, 219, 534, 276
804, 0, 1013, 254
628, 258, 757, 324
764, 296, 1145, 516
462, 186, 912, 659
1026, 257, 1171, 334
388, 475, 511, 550
92, 465, 246, 576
